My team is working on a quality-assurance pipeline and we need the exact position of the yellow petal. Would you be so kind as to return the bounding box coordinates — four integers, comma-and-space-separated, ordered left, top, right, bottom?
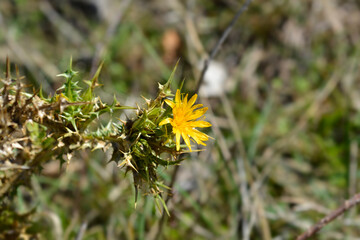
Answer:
176, 132, 181, 151
159, 118, 172, 126
175, 89, 181, 104
165, 99, 175, 108
187, 94, 197, 108
188, 120, 212, 128
183, 94, 189, 105
190, 104, 203, 111
189, 134, 206, 146
190, 129, 210, 143
182, 132, 192, 152
188, 108, 208, 120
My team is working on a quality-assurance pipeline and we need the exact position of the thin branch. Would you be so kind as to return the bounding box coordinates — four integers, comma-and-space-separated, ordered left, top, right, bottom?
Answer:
195, 0, 253, 94
297, 193, 360, 240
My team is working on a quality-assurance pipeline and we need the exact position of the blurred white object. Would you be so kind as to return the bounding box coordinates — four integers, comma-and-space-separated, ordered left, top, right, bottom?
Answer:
198, 60, 228, 97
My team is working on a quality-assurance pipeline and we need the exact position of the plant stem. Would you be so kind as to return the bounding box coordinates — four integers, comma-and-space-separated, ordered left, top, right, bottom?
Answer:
297, 193, 360, 240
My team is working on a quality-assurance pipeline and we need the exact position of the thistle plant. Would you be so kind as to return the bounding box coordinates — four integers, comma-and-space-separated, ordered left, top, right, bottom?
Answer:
0, 58, 212, 237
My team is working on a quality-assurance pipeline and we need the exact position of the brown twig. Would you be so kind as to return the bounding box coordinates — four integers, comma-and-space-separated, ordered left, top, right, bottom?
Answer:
297, 193, 360, 240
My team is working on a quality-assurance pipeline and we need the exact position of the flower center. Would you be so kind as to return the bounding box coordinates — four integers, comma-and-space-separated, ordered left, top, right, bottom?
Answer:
172, 106, 189, 129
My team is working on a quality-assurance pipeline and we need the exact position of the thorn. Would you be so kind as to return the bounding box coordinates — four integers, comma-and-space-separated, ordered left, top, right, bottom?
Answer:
141, 95, 151, 106
118, 118, 127, 125
136, 102, 141, 111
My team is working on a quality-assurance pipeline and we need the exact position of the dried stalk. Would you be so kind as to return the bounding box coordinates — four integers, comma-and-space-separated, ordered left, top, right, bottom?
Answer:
297, 193, 360, 240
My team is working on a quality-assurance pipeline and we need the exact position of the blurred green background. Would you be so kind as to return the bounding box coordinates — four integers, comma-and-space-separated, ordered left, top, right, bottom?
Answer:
1, 0, 360, 239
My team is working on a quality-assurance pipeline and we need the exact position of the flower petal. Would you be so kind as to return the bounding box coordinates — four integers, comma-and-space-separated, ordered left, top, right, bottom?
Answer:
176, 132, 181, 151
188, 107, 208, 120
183, 94, 188, 105
190, 104, 203, 111
165, 99, 175, 108
187, 94, 197, 108
175, 89, 181, 104
182, 132, 192, 152
188, 120, 212, 128
159, 118, 172, 126
189, 129, 210, 143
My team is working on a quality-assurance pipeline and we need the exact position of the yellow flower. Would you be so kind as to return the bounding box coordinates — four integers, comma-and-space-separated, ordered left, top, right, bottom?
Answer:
159, 89, 212, 151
